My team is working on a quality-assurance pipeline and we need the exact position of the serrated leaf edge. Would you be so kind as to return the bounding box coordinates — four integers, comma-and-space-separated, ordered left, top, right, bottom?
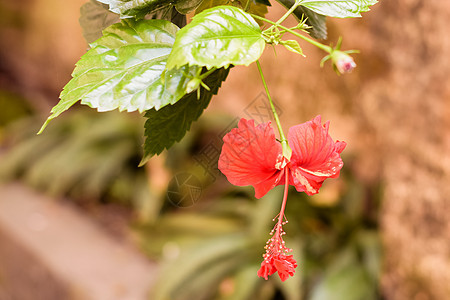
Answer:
166, 6, 265, 70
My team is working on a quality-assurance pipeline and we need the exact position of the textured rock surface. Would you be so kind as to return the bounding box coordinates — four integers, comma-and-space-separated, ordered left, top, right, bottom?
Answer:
358, 1, 450, 299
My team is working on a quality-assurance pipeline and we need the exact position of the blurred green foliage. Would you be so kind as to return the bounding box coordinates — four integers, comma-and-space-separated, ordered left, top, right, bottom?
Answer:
0, 90, 33, 130
136, 117, 382, 300
0, 107, 150, 209
136, 182, 381, 300
0, 98, 382, 299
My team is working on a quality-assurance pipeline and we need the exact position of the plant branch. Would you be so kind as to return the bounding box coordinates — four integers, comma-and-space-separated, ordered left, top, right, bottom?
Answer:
275, 0, 302, 25
253, 14, 332, 53
256, 60, 291, 159
244, 0, 251, 11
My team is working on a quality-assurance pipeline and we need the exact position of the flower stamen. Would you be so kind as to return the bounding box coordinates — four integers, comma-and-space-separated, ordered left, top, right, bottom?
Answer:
257, 168, 298, 281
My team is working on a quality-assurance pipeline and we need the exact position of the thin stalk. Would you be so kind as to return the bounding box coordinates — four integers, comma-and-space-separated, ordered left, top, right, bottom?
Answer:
256, 60, 286, 142
200, 67, 217, 79
253, 14, 332, 53
276, 168, 290, 235
244, 0, 251, 11
275, 0, 302, 25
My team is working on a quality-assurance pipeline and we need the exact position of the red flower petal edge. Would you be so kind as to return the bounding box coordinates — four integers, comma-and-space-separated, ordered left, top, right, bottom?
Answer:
218, 119, 285, 199
288, 115, 346, 195
219, 116, 346, 198
219, 116, 345, 281
257, 253, 297, 282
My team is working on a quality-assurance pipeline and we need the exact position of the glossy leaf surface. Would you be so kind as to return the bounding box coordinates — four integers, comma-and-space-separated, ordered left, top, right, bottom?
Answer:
40, 19, 198, 133
142, 68, 230, 160
175, 0, 204, 14
281, 40, 304, 56
300, 0, 378, 18
277, 0, 327, 39
195, 0, 268, 26
98, 0, 171, 18
99, 0, 201, 18
166, 6, 265, 70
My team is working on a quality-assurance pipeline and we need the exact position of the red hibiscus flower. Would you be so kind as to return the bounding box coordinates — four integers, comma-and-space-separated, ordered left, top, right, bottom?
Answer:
218, 115, 345, 281
218, 115, 346, 199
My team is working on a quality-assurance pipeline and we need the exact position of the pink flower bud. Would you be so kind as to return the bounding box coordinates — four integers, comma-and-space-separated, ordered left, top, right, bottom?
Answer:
332, 51, 357, 74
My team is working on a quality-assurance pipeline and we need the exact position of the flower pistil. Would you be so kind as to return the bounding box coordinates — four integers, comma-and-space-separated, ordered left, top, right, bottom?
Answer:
257, 168, 298, 281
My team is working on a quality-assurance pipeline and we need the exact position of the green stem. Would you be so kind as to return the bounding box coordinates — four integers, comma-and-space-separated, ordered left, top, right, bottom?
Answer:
244, 0, 251, 11
255, 60, 284, 140
199, 67, 217, 79
256, 60, 291, 158
253, 14, 332, 53
275, 0, 302, 25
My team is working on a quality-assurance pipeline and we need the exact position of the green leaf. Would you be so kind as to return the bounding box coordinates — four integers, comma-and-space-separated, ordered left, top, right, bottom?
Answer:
39, 19, 199, 134
98, 0, 201, 18
276, 0, 327, 39
299, 0, 378, 18
79, 0, 120, 44
295, 6, 327, 39
145, 6, 187, 28
146, 5, 178, 21
195, 0, 227, 12
175, 0, 204, 14
169, 9, 187, 28
281, 40, 304, 56
166, 6, 265, 70
141, 67, 230, 160
98, 0, 172, 19
195, 0, 269, 26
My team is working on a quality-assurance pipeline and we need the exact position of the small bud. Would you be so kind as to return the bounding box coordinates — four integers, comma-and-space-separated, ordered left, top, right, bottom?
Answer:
332, 51, 356, 74
186, 78, 201, 94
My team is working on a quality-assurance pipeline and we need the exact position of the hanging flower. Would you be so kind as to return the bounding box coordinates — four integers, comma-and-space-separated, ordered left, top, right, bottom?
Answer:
218, 115, 345, 281
256, 176, 299, 281
218, 115, 346, 199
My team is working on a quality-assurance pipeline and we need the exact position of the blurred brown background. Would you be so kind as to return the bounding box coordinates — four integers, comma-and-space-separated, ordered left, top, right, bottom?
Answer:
1, 0, 449, 299
214, 2, 450, 298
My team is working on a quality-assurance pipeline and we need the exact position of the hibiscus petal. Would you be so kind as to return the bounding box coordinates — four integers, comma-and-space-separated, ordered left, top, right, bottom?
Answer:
218, 119, 284, 199
257, 259, 276, 280
335, 140, 346, 154
273, 255, 297, 282
285, 255, 298, 269
288, 116, 346, 195
257, 262, 270, 280
278, 270, 290, 282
